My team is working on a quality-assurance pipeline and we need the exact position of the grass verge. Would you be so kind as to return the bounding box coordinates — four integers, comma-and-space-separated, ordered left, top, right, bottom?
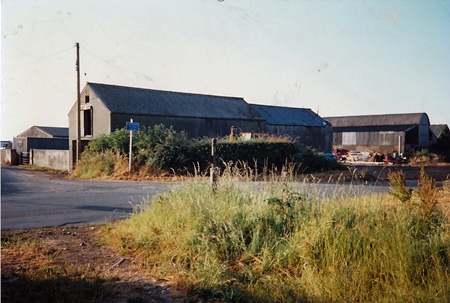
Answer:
104, 177, 450, 302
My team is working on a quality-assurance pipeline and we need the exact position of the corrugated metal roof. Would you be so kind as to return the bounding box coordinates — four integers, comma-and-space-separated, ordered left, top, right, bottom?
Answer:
324, 113, 429, 127
333, 125, 418, 133
88, 83, 265, 121
250, 104, 329, 127
37, 126, 69, 138
17, 126, 68, 138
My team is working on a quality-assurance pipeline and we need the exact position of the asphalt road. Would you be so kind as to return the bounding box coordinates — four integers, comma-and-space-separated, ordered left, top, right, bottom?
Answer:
1, 166, 178, 230
1, 166, 397, 230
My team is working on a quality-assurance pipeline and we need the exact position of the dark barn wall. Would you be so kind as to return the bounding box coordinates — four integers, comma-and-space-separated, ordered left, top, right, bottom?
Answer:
405, 126, 419, 145
327, 113, 431, 153
266, 124, 332, 152
13, 137, 68, 154
417, 115, 430, 147
27, 138, 69, 151
332, 131, 407, 153
111, 114, 265, 138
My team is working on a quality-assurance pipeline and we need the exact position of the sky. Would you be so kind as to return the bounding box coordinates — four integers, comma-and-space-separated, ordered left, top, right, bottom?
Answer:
1, 0, 450, 141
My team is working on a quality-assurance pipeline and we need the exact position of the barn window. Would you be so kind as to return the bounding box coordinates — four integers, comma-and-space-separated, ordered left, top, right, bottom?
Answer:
342, 132, 356, 145
83, 108, 92, 136
85, 95, 90, 103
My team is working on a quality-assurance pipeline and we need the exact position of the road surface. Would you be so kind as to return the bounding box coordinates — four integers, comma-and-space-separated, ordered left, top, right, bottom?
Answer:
1, 166, 395, 230
1, 166, 177, 230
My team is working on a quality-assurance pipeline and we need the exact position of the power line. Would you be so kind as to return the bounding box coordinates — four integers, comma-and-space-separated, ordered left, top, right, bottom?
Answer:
10, 46, 75, 69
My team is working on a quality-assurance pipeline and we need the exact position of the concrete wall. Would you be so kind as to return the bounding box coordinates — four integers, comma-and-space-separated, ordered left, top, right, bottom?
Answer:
266, 125, 333, 152
1, 149, 19, 165
30, 149, 70, 171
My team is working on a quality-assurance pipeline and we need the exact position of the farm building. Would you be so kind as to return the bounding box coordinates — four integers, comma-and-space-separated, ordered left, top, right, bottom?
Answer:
324, 113, 432, 154
68, 82, 334, 166
13, 126, 69, 155
250, 104, 332, 152
430, 124, 450, 145
68, 82, 266, 165
1, 141, 12, 149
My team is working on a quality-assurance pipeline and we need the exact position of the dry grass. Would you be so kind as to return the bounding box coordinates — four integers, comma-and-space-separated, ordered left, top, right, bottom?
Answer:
105, 175, 450, 302
1, 226, 188, 303
1, 232, 116, 303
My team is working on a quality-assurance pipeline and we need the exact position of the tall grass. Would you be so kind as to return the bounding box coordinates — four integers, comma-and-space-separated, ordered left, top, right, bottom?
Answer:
71, 150, 128, 179
105, 176, 450, 302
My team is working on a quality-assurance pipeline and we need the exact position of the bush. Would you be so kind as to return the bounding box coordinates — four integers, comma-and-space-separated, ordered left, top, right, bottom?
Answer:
295, 147, 344, 173
88, 128, 130, 153
80, 125, 343, 177
409, 149, 440, 164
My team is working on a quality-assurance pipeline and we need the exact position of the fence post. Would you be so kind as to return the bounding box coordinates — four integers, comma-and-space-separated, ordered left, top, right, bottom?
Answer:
210, 137, 217, 186
129, 119, 133, 173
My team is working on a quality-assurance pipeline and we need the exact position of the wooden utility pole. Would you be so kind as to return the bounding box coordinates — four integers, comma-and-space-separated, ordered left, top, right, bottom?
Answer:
76, 42, 81, 164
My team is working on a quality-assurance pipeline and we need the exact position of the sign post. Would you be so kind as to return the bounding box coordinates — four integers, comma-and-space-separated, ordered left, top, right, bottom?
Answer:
126, 119, 140, 172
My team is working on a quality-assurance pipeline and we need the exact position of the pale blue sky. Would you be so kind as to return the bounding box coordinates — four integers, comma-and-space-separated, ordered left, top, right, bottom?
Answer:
2, 0, 449, 141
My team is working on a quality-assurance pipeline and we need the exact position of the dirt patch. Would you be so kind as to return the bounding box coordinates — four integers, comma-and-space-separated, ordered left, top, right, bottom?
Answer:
302, 164, 450, 183
1, 225, 189, 303
361, 163, 450, 181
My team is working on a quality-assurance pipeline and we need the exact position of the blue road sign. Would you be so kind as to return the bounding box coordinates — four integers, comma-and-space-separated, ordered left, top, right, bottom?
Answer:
126, 122, 140, 132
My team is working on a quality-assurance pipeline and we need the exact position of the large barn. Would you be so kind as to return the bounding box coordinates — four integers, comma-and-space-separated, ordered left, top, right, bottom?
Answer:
68, 83, 266, 165
68, 82, 333, 166
324, 113, 432, 154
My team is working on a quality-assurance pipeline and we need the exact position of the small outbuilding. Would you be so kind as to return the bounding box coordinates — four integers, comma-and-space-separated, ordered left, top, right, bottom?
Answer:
324, 113, 431, 154
1, 141, 12, 149
250, 104, 332, 152
13, 126, 69, 155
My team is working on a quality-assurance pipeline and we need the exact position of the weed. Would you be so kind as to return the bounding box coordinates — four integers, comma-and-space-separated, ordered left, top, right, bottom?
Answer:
417, 166, 439, 217
410, 149, 440, 164
388, 170, 413, 203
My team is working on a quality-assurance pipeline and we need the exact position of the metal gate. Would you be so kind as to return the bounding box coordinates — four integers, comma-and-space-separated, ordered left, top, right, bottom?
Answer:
20, 152, 30, 165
